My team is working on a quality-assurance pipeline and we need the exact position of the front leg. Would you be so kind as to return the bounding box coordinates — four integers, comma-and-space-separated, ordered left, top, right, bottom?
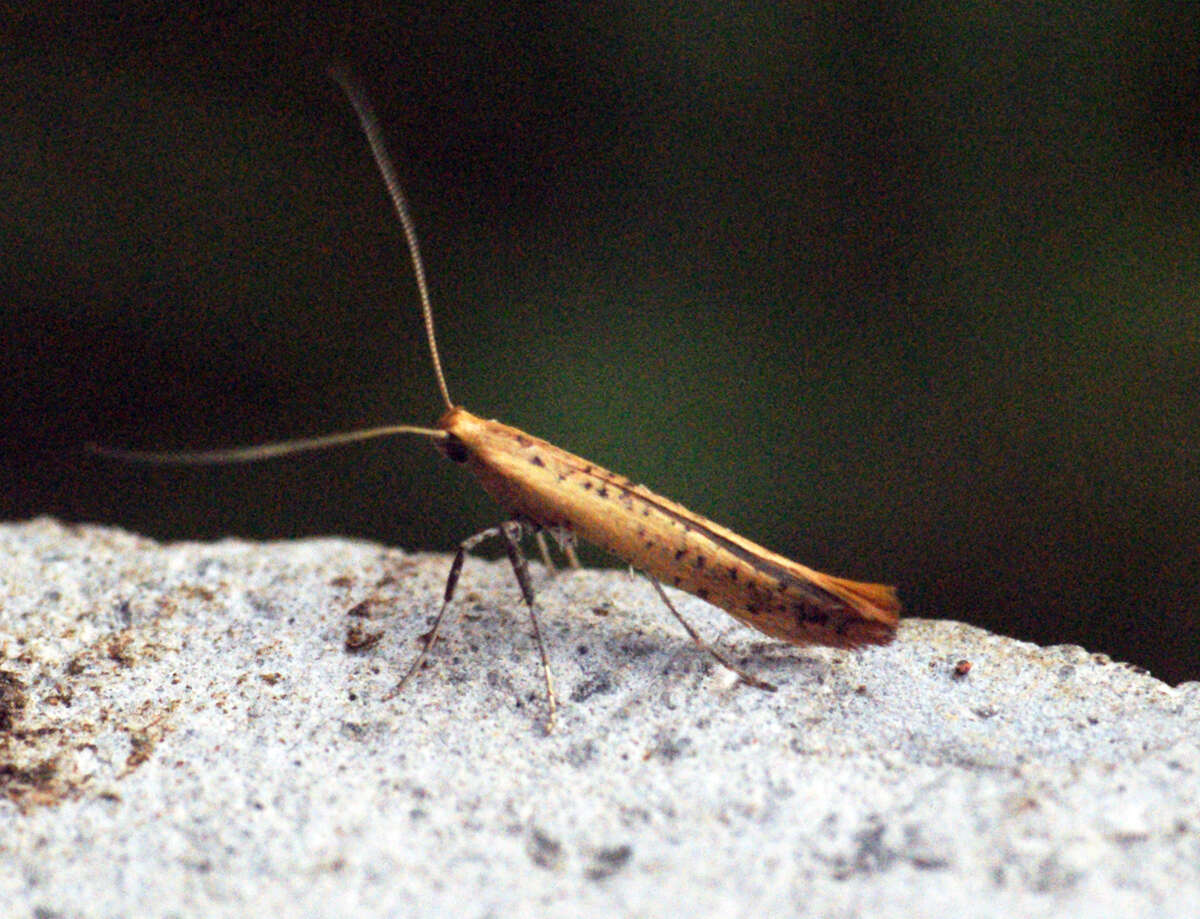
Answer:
384, 520, 559, 731
499, 521, 557, 730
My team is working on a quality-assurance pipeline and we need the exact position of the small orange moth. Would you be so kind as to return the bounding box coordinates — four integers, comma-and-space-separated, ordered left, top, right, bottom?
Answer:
94, 71, 900, 726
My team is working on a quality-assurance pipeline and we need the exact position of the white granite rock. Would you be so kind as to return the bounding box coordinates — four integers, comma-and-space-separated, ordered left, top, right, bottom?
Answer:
1, 518, 1197, 917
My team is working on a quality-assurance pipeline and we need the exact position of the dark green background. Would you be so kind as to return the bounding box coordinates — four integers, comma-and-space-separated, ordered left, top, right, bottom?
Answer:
3, 5, 1197, 683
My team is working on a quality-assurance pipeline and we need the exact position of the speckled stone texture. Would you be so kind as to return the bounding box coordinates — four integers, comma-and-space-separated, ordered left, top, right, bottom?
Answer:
2, 518, 1197, 918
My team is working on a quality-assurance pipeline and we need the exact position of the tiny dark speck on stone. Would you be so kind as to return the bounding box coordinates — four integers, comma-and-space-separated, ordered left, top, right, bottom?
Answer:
527, 829, 564, 870
570, 673, 614, 702
911, 855, 950, 870
586, 844, 634, 880
648, 733, 693, 762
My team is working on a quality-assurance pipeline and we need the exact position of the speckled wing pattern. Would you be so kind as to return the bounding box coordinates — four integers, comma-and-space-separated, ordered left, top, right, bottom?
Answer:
439, 408, 900, 649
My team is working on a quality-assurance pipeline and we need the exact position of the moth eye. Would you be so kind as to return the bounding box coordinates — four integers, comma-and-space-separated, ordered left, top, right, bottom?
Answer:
439, 436, 469, 463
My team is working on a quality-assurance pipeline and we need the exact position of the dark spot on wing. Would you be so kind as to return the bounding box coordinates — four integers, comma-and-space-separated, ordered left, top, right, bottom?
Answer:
792, 603, 829, 626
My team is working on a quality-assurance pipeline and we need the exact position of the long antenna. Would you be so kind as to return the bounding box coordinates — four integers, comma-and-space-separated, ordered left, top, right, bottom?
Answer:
87, 424, 448, 465
329, 67, 455, 412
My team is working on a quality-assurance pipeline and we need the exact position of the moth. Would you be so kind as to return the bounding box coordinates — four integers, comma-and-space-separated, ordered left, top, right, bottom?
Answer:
94, 71, 901, 728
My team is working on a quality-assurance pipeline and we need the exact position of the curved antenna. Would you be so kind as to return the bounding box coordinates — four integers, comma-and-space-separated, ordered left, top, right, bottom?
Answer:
87, 423, 447, 465
329, 67, 455, 411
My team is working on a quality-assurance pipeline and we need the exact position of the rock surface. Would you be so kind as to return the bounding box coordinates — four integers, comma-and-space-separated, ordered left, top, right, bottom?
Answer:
1, 518, 1197, 917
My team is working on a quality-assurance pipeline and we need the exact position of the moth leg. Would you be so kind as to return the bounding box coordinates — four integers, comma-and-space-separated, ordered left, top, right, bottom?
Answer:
553, 530, 580, 570
535, 527, 581, 574
550, 527, 581, 571
384, 523, 507, 701
533, 530, 556, 572
645, 576, 777, 693
500, 521, 557, 731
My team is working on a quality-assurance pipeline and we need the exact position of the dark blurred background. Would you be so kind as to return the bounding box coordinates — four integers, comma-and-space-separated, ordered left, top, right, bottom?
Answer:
2, 4, 1197, 683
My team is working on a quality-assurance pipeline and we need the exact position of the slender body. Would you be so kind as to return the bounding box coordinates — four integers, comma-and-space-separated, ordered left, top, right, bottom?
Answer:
440, 408, 898, 649
93, 70, 900, 727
